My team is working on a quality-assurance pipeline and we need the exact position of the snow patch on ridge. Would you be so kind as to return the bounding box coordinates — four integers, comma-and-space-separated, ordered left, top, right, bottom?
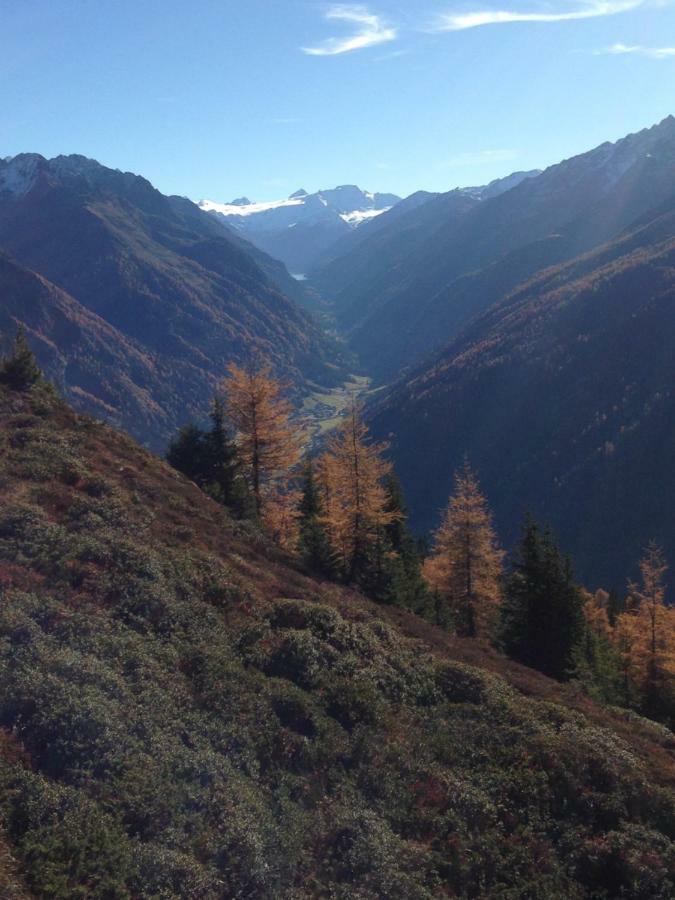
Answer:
340, 207, 391, 225
198, 197, 304, 217
0, 154, 43, 196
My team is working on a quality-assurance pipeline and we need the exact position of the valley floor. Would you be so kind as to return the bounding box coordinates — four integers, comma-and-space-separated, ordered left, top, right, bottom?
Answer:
302, 373, 372, 446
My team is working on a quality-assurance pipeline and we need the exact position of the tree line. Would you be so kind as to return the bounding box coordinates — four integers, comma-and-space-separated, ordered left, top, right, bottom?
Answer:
4, 331, 669, 729
164, 363, 675, 726
166, 363, 429, 612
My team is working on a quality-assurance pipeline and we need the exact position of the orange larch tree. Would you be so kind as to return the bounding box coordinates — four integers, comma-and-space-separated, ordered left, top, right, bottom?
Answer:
615, 543, 675, 713
259, 484, 303, 553
316, 399, 400, 580
220, 362, 303, 539
582, 589, 613, 640
423, 461, 504, 637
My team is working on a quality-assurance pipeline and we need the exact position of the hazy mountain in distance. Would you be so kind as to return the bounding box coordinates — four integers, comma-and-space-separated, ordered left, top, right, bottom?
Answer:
198, 184, 401, 273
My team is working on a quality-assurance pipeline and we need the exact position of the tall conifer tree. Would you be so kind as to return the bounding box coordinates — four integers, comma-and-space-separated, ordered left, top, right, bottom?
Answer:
316, 399, 399, 582
166, 394, 247, 514
204, 395, 240, 508
221, 362, 302, 518
500, 517, 585, 679
615, 543, 675, 717
424, 461, 504, 636
298, 458, 334, 576
0, 325, 42, 391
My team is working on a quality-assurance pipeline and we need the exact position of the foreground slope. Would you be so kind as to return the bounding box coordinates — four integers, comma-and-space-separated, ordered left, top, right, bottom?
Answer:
0, 381, 673, 898
0, 154, 344, 448
313, 117, 675, 380
369, 198, 675, 590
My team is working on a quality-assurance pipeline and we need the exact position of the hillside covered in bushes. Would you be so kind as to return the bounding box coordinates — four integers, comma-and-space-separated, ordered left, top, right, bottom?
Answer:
0, 382, 673, 897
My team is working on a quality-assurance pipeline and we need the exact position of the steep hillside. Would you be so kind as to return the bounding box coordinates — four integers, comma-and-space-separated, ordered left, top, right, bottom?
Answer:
310, 189, 441, 271
0, 254, 206, 441
310, 189, 477, 310
369, 200, 675, 590
309, 169, 540, 312
199, 185, 400, 273
313, 117, 675, 381
0, 154, 346, 448
0, 380, 674, 897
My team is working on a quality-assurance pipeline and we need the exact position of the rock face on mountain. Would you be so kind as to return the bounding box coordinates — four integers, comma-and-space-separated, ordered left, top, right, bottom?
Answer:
0, 379, 673, 898
368, 197, 675, 591
313, 118, 675, 381
0, 154, 346, 449
199, 185, 400, 273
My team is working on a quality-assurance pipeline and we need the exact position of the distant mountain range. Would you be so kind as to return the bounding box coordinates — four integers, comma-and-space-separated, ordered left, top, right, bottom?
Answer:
366, 120, 675, 589
312, 118, 675, 382
0, 153, 346, 448
198, 185, 400, 273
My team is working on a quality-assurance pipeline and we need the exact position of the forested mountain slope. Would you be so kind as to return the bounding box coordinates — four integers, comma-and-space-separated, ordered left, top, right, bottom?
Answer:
368, 198, 675, 590
309, 170, 540, 322
0, 154, 345, 448
0, 380, 673, 898
313, 117, 675, 380
0, 254, 209, 443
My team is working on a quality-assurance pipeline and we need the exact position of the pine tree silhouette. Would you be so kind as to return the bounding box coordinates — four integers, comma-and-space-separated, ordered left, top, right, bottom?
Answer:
0, 325, 42, 390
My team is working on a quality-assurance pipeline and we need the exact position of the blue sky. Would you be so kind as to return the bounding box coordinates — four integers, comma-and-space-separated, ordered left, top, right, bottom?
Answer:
1, 1, 673, 201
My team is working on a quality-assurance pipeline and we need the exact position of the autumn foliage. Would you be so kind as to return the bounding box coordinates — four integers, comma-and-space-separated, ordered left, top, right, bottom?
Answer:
165, 367, 674, 728
220, 362, 303, 544
615, 544, 675, 714
315, 400, 401, 579
424, 462, 504, 636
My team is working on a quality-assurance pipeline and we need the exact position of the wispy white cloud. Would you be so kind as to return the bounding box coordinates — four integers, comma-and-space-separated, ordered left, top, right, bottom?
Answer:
432, 0, 645, 31
597, 41, 675, 57
438, 148, 517, 168
302, 4, 396, 56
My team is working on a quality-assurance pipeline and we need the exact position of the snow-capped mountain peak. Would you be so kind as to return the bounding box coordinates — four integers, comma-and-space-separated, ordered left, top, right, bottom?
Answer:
198, 196, 305, 218
0, 154, 45, 196
198, 184, 399, 225
196, 184, 401, 272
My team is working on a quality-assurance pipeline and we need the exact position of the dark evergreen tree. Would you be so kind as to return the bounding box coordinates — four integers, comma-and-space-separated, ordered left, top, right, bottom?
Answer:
166, 424, 208, 484
356, 527, 393, 600
298, 458, 334, 576
356, 475, 431, 614
0, 325, 42, 391
500, 517, 585, 680
571, 624, 623, 704
166, 395, 250, 516
203, 396, 240, 507
382, 474, 431, 614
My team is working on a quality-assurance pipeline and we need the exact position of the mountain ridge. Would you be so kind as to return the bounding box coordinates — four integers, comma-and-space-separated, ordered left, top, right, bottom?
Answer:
312, 116, 675, 381
199, 183, 401, 272
0, 153, 346, 449
368, 193, 675, 590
